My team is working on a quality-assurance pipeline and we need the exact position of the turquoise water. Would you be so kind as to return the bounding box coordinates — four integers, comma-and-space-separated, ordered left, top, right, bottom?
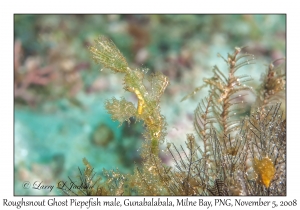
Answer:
14, 93, 140, 195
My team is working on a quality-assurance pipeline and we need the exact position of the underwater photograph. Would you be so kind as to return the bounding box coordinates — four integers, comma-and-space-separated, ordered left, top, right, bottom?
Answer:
14, 14, 286, 196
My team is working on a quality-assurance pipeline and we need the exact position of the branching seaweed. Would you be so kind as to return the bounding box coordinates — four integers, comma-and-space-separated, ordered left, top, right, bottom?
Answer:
61, 38, 285, 196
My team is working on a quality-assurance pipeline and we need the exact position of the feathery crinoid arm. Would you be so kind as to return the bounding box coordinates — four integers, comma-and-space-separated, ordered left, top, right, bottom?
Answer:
89, 36, 169, 156
182, 47, 255, 137
181, 47, 256, 195
203, 47, 255, 138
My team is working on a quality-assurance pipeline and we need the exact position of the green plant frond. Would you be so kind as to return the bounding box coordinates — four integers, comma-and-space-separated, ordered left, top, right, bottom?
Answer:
89, 36, 129, 73
149, 72, 169, 101
123, 70, 148, 97
83, 157, 93, 177
105, 97, 136, 126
